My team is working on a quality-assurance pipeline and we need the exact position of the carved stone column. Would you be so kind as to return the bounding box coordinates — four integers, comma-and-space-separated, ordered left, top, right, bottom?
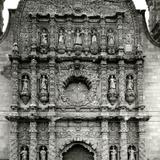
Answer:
30, 58, 37, 109
49, 58, 56, 110
139, 121, 146, 160
29, 122, 37, 160
117, 13, 123, 47
48, 120, 56, 160
9, 121, 18, 160
101, 120, 109, 160
11, 59, 19, 110
136, 60, 144, 107
118, 60, 125, 106
120, 121, 128, 160
100, 61, 108, 107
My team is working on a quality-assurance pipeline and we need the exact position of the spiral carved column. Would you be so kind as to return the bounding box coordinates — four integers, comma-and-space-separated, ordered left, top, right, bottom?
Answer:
101, 120, 109, 160
48, 120, 56, 160
9, 121, 18, 160
139, 121, 146, 160
29, 122, 37, 160
120, 121, 128, 160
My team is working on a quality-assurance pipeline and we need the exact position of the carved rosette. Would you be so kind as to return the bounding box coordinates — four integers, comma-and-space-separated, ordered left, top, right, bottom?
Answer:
29, 122, 37, 160
9, 122, 18, 160
120, 121, 128, 160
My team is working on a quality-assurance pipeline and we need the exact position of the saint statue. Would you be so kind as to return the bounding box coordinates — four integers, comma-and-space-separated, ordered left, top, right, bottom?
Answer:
109, 75, 116, 90
129, 147, 136, 160
91, 29, 97, 44
40, 75, 48, 93
20, 147, 28, 160
75, 29, 82, 45
40, 147, 47, 160
110, 147, 117, 160
108, 28, 115, 46
22, 75, 29, 93
58, 29, 65, 46
41, 29, 48, 46
127, 75, 134, 91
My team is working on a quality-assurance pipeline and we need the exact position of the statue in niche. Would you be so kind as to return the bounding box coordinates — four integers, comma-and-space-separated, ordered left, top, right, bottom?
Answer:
125, 75, 135, 104
20, 75, 30, 105
126, 75, 134, 91
110, 146, 117, 160
40, 75, 48, 93
74, 28, 82, 45
109, 75, 116, 90
39, 75, 48, 104
40, 146, 47, 160
128, 146, 136, 160
58, 29, 65, 53
40, 29, 48, 46
22, 75, 29, 93
107, 75, 118, 105
108, 28, 115, 46
91, 29, 98, 54
20, 146, 28, 160
107, 28, 115, 55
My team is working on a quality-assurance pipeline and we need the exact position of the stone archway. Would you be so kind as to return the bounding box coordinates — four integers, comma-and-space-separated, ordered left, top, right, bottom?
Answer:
62, 143, 94, 160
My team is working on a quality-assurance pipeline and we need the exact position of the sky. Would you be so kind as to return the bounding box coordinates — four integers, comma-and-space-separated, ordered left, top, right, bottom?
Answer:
2, 0, 149, 31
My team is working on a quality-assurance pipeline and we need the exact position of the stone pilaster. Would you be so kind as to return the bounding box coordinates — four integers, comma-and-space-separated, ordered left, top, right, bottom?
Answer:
9, 121, 18, 160
29, 122, 37, 160
120, 121, 128, 160
136, 60, 144, 107
101, 120, 109, 160
100, 61, 108, 107
118, 60, 125, 106
49, 58, 56, 110
139, 121, 146, 160
48, 120, 56, 160
117, 13, 123, 47
30, 58, 37, 109
11, 59, 19, 110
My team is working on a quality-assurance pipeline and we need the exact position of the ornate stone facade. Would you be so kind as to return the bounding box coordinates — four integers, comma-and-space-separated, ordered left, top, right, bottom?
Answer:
1, 0, 150, 160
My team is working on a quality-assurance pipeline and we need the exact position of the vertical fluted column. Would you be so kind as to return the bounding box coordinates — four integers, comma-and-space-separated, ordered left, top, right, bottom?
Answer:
139, 121, 146, 160
9, 121, 18, 160
101, 120, 109, 160
100, 61, 108, 107
136, 60, 144, 107
118, 60, 125, 106
48, 120, 56, 160
120, 121, 128, 160
29, 122, 37, 160
30, 58, 37, 109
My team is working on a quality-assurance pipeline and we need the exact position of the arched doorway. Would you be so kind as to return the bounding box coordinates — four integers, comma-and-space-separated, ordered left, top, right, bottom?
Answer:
62, 144, 94, 160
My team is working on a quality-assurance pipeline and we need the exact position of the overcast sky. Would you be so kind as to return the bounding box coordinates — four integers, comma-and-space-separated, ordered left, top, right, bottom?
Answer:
2, 0, 149, 31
